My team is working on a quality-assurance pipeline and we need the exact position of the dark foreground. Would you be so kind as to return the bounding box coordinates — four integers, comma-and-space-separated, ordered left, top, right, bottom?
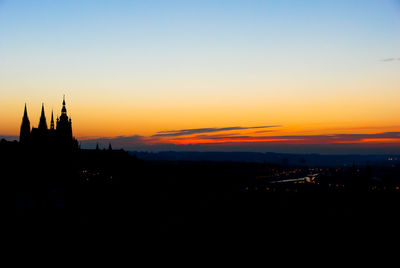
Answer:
4, 141, 400, 244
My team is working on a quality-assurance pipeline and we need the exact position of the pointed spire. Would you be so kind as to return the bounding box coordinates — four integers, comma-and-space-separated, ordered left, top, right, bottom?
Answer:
38, 103, 48, 130
20, 103, 31, 142
61, 95, 67, 115
23, 103, 28, 118
50, 110, 55, 130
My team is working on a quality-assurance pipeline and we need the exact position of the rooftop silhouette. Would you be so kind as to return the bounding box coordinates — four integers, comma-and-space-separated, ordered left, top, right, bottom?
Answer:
2, 97, 400, 243
20, 97, 78, 150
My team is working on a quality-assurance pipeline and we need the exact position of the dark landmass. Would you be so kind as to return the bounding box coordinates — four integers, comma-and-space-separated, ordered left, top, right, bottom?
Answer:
131, 150, 398, 167
4, 139, 400, 242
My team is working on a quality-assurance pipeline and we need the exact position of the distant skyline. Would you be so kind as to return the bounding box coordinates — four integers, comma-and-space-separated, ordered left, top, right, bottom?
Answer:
1, 0, 400, 154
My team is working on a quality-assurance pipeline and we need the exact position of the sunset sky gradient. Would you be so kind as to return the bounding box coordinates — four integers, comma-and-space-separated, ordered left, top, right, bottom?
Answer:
1, 0, 399, 153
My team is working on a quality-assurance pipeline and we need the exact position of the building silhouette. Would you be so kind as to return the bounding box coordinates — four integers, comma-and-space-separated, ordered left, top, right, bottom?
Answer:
19, 96, 78, 149
19, 103, 30, 143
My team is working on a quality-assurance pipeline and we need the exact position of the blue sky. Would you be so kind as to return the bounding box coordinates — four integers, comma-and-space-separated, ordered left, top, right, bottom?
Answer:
1, 0, 398, 80
0, 0, 399, 153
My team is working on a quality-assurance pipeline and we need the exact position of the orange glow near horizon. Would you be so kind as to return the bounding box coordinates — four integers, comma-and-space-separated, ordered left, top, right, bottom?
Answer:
1, 0, 400, 153
114, 128, 400, 147
1, 100, 400, 149
160, 138, 306, 146
359, 138, 400, 143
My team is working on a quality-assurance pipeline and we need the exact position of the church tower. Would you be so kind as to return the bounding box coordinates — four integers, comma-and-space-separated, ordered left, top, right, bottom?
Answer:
56, 96, 73, 138
19, 96, 78, 150
38, 103, 48, 131
19, 103, 31, 143
50, 110, 55, 131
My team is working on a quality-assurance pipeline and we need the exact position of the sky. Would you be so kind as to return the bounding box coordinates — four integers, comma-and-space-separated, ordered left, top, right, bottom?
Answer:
0, 0, 400, 154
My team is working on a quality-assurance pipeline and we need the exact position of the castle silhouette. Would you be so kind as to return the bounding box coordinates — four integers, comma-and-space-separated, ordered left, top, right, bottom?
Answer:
19, 96, 78, 149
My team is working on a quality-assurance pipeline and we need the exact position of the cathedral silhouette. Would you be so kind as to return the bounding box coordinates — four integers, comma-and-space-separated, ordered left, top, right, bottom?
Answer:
19, 96, 78, 149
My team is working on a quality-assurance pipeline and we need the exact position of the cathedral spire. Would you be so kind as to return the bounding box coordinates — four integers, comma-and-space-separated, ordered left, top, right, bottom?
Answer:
23, 103, 28, 118
38, 103, 48, 131
20, 103, 31, 142
61, 95, 67, 115
50, 110, 55, 130
57, 96, 73, 138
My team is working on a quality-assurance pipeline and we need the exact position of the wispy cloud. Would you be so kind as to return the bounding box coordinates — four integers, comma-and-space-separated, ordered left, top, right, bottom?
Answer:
380, 57, 400, 62
152, 125, 282, 137
251, 129, 278, 134
164, 132, 400, 145
77, 129, 400, 154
